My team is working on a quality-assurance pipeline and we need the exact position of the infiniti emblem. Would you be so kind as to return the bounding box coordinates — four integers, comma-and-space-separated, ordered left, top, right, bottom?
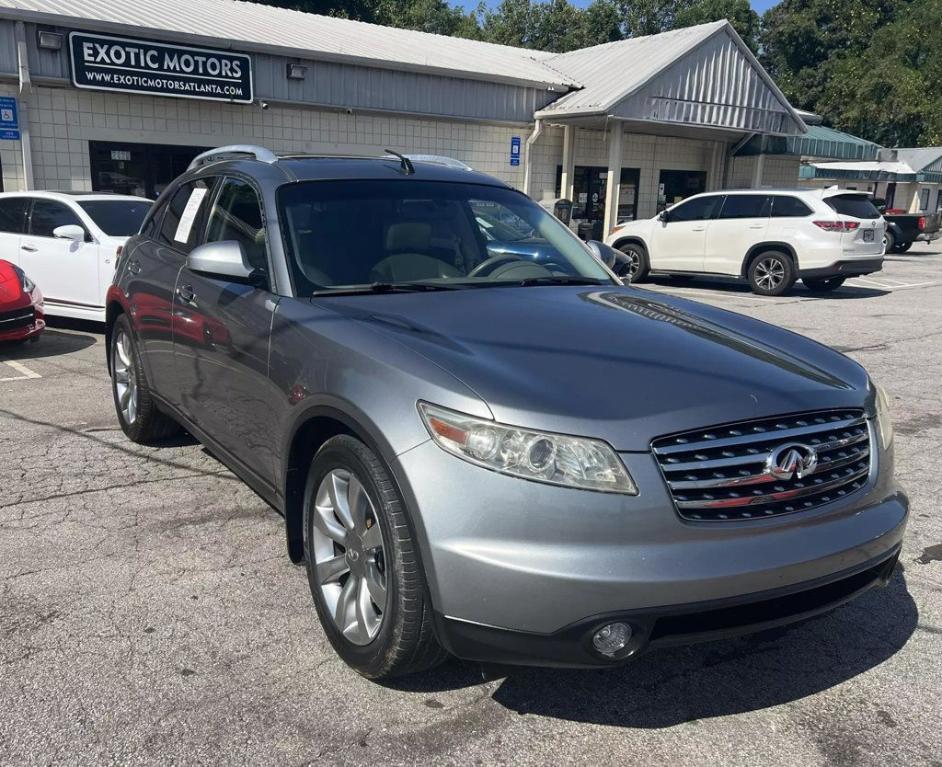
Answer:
765, 442, 818, 481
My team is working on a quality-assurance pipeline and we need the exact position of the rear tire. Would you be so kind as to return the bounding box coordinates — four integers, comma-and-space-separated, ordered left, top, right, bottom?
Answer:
303, 435, 448, 679
616, 242, 649, 282
803, 276, 846, 293
897, 241, 912, 253
110, 314, 181, 444
883, 230, 896, 254
748, 251, 796, 296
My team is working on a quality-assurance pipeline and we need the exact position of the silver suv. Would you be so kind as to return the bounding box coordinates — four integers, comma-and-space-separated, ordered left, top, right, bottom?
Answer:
107, 146, 907, 678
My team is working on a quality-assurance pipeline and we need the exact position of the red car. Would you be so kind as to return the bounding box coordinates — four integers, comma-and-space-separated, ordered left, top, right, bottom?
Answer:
0, 259, 44, 344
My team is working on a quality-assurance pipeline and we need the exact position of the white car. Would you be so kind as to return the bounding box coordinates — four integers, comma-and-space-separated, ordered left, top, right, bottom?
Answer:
0, 191, 152, 321
606, 188, 886, 295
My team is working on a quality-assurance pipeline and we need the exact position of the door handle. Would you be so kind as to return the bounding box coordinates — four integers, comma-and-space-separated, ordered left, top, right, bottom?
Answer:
748, 224, 766, 229
21, 244, 38, 253
176, 283, 196, 304
127, 259, 142, 275
692, 227, 706, 232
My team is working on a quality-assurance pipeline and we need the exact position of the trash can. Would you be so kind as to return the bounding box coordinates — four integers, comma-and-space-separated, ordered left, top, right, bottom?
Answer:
577, 221, 594, 241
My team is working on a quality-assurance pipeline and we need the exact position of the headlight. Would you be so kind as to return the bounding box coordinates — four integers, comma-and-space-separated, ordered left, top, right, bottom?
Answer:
418, 402, 637, 494
14, 267, 35, 293
874, 382, 894, 450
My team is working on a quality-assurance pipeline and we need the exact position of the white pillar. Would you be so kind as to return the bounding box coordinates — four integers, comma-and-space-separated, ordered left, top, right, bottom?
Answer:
559, 125, 575, 200
603, 122, 623, 236
751, 153, 765, 188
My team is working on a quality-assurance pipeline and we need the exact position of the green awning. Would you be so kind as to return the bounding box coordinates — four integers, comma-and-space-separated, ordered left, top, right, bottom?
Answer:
738, 125, 881, 161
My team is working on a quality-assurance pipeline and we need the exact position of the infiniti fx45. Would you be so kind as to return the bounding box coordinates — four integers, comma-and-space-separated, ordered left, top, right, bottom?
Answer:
106, 147, 907, 678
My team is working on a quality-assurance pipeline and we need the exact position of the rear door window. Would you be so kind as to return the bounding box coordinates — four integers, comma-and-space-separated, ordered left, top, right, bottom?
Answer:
717, 194, 771, 219
0, 197, 30, 234
28, 200, 87, 239
771, 196, 813, 218
824, 194, 880, 219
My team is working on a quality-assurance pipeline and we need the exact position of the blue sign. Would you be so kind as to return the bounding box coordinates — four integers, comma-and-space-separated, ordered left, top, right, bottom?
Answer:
510, 135, 521, 167
0, 97, 19, 140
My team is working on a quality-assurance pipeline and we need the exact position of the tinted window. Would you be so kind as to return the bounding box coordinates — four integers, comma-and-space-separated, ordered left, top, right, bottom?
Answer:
205, 178, 269, 271
824, 194, 880, 220
0, 198, 29, 234
718, 195, 770, 219
771, 196, 813, 218
29, 200, 85, 238
78, 200, 152, 236
157, 179, 213, 253
668, 196, 722, 222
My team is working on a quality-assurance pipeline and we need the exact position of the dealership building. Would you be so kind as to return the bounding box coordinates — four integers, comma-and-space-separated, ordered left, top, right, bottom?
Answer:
0, 0, 809, 236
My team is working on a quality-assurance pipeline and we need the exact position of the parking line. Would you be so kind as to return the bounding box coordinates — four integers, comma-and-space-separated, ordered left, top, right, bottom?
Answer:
0, 360, 42, 382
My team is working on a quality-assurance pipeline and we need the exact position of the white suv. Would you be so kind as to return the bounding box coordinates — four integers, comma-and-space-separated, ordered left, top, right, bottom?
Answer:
606, 188, 886, 295
0, 191, 151, 321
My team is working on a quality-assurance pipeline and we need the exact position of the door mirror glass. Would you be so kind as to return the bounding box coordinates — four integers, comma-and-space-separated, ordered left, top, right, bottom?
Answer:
187, 241, 255, 281
586, 239, 618, 269
53, 224, 86, 242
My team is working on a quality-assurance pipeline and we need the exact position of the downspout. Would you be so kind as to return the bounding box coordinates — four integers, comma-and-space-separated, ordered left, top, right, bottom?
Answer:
14, 21, 35, 190
522, 118, 543, 198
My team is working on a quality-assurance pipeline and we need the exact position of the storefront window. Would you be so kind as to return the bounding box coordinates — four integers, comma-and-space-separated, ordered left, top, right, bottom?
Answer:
89, 141, 211, 199
555, 165, 640, 238
657, 170, 706, 212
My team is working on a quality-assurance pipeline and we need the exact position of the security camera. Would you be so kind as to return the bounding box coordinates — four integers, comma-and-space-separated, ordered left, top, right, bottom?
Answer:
345, 107, 354, 115
257, 99, 269, 110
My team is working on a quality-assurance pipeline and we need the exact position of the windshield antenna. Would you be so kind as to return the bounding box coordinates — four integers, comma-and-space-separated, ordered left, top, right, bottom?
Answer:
385, 149, 415, 175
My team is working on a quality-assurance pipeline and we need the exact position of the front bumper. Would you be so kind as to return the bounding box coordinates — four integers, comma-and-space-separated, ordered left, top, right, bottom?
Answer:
800, 258, 884, 279
436, 545, 900, 667
394, 435, 907, 662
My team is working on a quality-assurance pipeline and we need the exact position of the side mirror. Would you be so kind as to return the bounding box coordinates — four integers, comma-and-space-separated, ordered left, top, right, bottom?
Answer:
657, 210, 670, 223
586, 239, 618, 269
187, 241, 256, 282
53, 224, 86, 242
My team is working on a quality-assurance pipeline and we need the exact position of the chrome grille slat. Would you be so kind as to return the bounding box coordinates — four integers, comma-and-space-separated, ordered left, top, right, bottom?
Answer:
667, 447, 869, 491
652, 409, 872, 522
653, 415, 867, 456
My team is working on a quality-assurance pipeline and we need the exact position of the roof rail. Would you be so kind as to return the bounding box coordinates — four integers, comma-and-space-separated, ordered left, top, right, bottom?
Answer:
188, 145, 278, 170
402, 154, 473, 171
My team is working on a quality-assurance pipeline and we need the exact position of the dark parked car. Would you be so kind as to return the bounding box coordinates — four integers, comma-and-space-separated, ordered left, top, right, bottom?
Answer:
106, 146, 907, 679
873, 198, 941, 253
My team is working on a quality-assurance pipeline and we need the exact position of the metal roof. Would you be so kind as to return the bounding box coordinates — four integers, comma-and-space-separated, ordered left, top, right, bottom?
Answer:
536, 21, 805, 136
0, 0, 578, 90
789, 125, 882, 161
893, 147, 942, 173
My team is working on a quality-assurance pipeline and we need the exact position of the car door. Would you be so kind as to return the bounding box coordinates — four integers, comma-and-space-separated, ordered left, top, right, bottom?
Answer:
19, 199, 101, 313
648, 195, 722, 273
173, 175, 280, 486
703, 194, 771, 275
128, 178, 214, 404
0, 197, 29, 265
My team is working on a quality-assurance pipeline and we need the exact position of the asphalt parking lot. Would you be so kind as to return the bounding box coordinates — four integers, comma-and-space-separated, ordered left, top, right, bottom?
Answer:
2, 245, 941, 766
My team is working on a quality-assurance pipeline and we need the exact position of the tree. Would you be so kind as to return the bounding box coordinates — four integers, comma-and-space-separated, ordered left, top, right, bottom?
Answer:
675, 0, 760, 53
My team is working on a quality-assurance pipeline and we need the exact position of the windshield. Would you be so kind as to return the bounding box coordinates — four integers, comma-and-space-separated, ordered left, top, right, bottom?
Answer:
278, 180, 613, 292
78, 200, 152, 236
824, 194, 880, 220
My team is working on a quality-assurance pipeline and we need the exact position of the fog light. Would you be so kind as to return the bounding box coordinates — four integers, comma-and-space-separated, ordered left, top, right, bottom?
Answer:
592, 622, 632, 656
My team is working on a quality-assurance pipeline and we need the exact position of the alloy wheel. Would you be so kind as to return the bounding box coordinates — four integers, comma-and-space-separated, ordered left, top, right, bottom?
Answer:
113, 329, 138, 425
754, 257, 785, 292
311, 468, 388, 645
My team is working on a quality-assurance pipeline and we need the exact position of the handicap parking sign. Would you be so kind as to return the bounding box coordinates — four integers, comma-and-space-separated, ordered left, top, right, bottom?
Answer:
0, 97, 20, 140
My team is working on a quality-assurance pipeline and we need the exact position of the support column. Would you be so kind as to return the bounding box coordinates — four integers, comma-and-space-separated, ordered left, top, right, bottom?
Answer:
751, 153, 765, 188
15, 21, 34, 190
559, 125, 575, 200
603, 122, 623, 236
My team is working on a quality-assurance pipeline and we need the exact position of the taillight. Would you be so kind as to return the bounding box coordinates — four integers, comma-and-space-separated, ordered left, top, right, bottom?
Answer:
813, 220, 860, 232
918, 216, 926, 231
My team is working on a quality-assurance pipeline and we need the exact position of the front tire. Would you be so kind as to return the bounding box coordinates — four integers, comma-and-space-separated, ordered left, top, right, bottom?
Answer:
803, 276, 846, 293
303, 435, 447, 679
110, 314, 180, 443
616, 242, 650, 282
748, 251, 795, 296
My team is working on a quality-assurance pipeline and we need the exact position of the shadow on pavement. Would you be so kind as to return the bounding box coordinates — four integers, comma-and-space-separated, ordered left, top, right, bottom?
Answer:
642, 276, 889, 300
390, 569, 916, 728
0, 328, 99, 359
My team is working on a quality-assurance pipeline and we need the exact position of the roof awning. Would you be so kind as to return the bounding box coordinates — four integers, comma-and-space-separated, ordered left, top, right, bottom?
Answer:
536, 21, 805, 137
799, 160, 921, 183
738, 125, 882, 161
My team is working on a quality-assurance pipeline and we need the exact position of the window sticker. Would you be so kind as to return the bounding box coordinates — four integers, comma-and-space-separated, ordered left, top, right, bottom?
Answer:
174, 187, 208, 243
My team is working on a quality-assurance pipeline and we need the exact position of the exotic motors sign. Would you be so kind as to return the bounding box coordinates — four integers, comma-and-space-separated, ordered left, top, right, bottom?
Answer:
69, 32, 253, 104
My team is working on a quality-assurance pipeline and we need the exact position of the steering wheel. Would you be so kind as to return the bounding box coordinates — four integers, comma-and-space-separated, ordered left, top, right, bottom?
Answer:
467, 254, 527, 278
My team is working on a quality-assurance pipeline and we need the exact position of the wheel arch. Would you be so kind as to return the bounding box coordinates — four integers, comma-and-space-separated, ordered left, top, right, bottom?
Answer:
610, 235, 649, 254
104, 299, 126, 375
741, 242, 798, 277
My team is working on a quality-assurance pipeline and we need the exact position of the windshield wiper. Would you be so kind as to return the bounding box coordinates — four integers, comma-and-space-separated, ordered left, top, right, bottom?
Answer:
312, 281, 461, 297
514, 276, 612, 287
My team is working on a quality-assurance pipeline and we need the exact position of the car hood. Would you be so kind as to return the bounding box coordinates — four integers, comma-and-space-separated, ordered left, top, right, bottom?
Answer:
318, 286, 870, 451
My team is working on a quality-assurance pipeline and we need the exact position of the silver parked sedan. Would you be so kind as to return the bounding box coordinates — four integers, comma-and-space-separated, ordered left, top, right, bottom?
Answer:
106, 146, 907, 678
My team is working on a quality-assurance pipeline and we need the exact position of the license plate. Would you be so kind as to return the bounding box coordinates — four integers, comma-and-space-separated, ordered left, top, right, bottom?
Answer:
863, 229, 874, 242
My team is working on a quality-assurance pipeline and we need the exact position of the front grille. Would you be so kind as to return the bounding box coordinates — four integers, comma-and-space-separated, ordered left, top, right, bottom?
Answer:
0, 306, 35, 330
652, 410, 872, 522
